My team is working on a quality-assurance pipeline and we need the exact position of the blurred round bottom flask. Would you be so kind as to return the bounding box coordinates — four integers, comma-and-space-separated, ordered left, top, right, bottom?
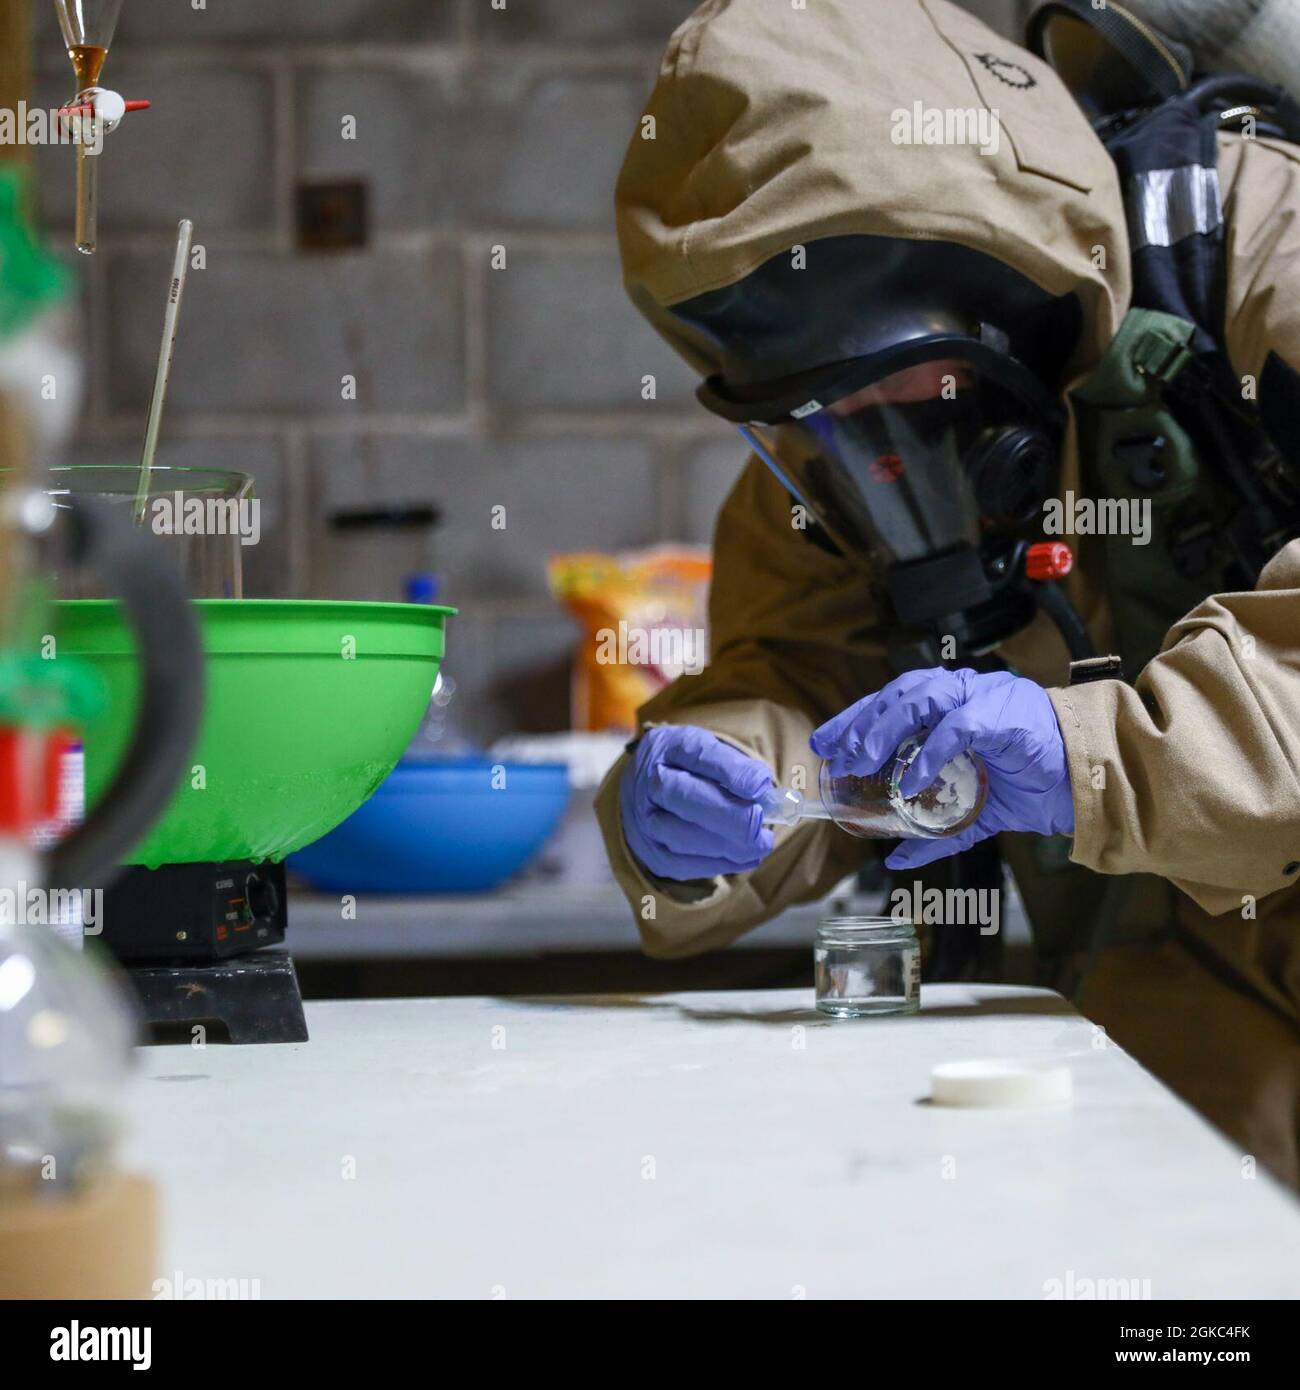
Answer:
0, 855, 159, 1297
0, 908, 135, 1202
815, 916, 920, 1018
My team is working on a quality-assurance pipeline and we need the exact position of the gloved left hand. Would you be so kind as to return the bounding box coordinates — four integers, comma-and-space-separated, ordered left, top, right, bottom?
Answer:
809, 667, 1075, 871
619, 724, 775, 881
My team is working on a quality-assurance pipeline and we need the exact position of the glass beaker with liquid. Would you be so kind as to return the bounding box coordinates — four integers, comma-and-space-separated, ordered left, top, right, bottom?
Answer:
760, 733, 987, 840
37, 465, 254, 598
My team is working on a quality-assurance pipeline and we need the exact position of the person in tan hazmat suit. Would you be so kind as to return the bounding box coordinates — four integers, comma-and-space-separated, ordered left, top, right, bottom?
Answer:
598, 0, 1300, 1188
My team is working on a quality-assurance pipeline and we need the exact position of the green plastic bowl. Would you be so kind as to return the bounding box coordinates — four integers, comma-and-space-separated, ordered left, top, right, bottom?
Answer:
54, 599, 454, 868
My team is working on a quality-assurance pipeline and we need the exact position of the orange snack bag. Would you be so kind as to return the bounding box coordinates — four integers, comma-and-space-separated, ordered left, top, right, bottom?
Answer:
548, 546, 712, 733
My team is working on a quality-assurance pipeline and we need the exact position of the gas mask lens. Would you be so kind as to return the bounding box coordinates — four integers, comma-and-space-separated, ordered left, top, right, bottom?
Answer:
739, 357, 1055, 566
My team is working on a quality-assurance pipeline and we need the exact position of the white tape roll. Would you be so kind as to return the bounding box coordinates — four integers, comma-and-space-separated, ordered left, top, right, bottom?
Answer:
930, 1058, 1073, 1109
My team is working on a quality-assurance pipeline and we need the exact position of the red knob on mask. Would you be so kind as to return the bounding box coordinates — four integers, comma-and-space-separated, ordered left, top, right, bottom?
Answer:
1025, 541, 1073, 581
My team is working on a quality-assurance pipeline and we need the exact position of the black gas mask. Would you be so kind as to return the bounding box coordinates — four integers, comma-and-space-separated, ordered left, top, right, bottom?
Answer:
672, 235, 1083, 665
732, 346, 1061, 639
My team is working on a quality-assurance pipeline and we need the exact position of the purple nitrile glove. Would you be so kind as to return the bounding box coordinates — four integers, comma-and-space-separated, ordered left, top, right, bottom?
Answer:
809, 667, 1075, 871
620, 724, 775, 881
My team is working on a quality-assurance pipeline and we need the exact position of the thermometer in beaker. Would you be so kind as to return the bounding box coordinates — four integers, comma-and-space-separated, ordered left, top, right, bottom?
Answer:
133, 219, 194, 525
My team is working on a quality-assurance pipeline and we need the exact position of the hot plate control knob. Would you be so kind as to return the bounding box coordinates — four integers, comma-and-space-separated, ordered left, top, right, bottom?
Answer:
245, 871, 280, 923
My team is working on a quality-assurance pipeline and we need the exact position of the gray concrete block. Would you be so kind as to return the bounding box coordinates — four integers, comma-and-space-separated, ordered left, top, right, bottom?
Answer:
307, 435, 662, 599
468, 0, 1026, 47
400, 606, 575, 748
34, 0, 454, 47
297, 67, 458, 232
451, 65, 647, 230
954, 0, 1027, 39
471, 0, 701, 45
299, 62, 647, 232
106, 248, 465, 416
52, 433, 292, 596
481, 611, 581, 738
33, 62, 275, 233
425, 607, 497, 749
487, 249, 698, 413
679, 435, 748, 547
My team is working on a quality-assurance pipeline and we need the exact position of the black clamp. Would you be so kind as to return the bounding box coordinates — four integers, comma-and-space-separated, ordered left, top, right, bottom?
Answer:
1068, 654, 1124, 686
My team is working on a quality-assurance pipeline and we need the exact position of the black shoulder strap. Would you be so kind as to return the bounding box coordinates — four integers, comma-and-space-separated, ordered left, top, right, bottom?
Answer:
1027, 1, 1191, 113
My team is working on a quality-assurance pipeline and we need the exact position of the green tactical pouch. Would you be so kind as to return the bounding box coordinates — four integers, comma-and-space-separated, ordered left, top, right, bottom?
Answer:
1069, 308, 1236, 679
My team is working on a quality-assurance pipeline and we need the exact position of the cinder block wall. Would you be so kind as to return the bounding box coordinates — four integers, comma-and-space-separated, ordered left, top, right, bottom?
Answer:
32, 0, 1032, 743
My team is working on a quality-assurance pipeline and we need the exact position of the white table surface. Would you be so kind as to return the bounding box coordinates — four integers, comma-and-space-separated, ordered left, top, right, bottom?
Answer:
131, 984, 1300, 1299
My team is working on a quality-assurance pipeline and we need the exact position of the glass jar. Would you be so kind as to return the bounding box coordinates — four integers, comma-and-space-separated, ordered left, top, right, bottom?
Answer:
815, 916, 920, 1018
819, 733, 987, 839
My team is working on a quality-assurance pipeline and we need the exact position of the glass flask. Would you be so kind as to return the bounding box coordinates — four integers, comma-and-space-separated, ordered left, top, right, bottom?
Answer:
761, 735, 988, 839
819, 734, 987, 839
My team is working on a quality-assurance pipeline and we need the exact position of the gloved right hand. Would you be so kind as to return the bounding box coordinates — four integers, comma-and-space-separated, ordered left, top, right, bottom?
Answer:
809, 666, 1074, 871
619, 724, 775, 881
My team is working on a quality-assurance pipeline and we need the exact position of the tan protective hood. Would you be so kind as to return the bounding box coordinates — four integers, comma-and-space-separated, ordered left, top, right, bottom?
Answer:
616, 0, 1132, 386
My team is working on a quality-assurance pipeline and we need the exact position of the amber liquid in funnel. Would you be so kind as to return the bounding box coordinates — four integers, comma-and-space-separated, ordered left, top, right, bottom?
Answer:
68, 44, 107, 88
55, 0, 125, 52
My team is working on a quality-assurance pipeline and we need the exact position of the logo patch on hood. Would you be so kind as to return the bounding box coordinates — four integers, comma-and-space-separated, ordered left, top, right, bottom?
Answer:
975, 52, 1037, 90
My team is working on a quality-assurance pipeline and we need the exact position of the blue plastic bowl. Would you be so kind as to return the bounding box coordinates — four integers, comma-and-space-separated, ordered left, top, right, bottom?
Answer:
288, 758, 571, 894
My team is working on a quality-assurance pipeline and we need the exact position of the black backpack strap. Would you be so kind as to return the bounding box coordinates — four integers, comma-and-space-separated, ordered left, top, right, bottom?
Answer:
1104, 95, 1224, 354
1185, 73, 1300, 145
1027, 1, 1191, 111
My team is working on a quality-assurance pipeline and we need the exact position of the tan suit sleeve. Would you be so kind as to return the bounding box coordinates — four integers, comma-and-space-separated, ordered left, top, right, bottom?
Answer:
596, 454, 894, 958
1217, 134, 1300, 387
1050, 538, 1300, 917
